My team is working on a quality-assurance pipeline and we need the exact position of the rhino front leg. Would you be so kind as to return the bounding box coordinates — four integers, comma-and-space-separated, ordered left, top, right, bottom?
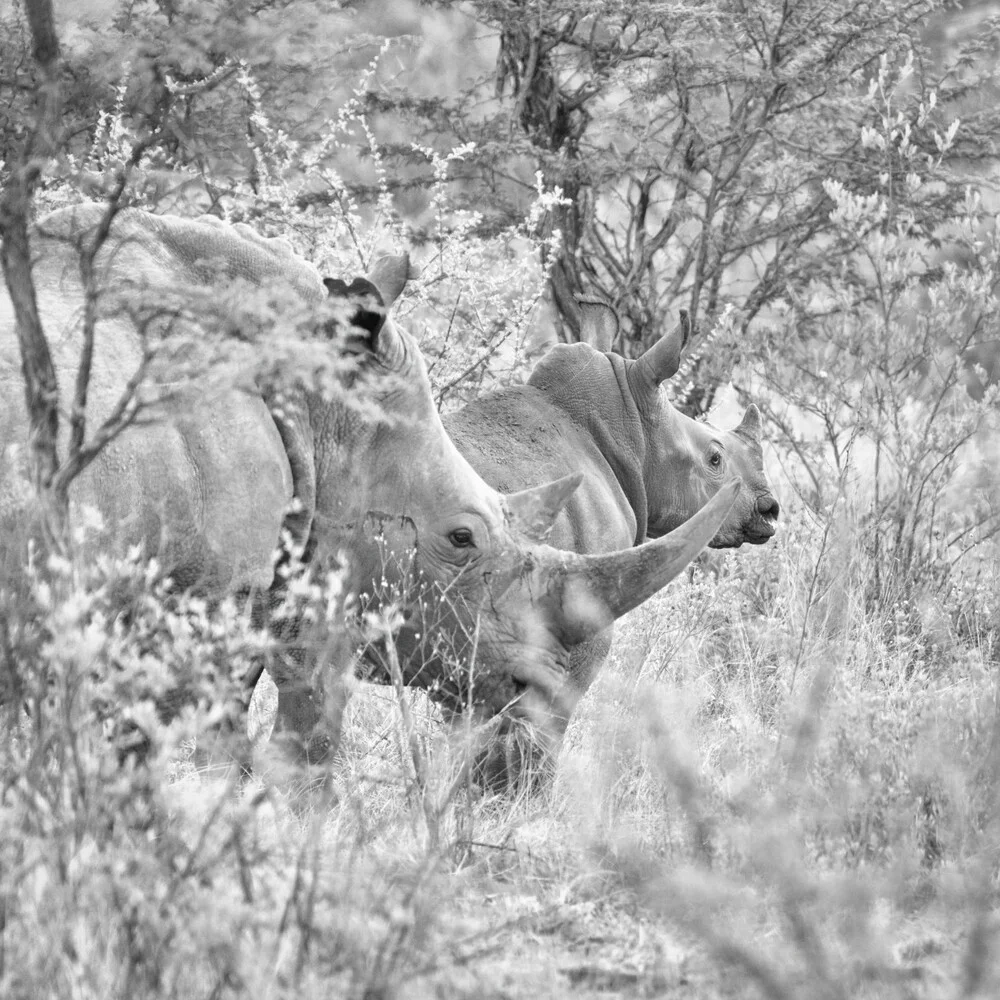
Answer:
264, 625, 356, 768
273, 683, 331, 762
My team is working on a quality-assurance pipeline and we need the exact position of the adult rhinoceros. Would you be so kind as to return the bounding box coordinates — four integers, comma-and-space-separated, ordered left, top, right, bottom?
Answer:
444, 301, 779, 714
0, 205, 738, 771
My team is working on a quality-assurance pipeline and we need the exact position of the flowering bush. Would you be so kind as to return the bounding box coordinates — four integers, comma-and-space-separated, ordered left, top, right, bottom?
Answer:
64, 46, 569, 409
758, 53, 1000, 622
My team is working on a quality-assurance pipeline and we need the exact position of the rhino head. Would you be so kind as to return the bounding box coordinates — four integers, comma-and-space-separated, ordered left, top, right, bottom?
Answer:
305, 258, 584, 597
378, 480, 741, 732
529, 302, 780, 549
0, 207, 604, 771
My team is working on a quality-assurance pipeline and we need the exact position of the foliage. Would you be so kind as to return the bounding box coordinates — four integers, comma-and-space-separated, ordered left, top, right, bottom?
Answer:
225, 57, 570, 407
407, 0, 1000, 390
0, 546, 262, 996
559, 494, 1000, 1000
1, 2, 568, 550
0, 538, 504, 999
0, 0, 365, 172
1, 2, 1000, 997
759, 53, 1000, 613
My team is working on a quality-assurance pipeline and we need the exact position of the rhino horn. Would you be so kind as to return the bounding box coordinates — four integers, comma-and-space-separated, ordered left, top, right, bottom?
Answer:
543, 478, 741, 645
634, 310, 691, 386
578, 298, 619, 353
505, 472, 583, 542
368, 253, 413, 309
734, 404, 762, 443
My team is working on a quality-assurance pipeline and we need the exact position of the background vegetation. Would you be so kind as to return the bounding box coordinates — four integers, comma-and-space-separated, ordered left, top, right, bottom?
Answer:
2, 0, 1000, 996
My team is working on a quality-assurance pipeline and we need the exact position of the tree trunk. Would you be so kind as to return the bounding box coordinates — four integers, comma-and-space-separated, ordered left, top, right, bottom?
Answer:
0, 0, 67, 551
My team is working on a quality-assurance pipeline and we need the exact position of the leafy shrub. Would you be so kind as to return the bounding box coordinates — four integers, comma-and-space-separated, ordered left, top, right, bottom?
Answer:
759, 54, 1000, 626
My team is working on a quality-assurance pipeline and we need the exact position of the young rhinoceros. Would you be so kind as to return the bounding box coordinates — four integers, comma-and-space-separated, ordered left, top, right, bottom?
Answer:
444, 301, 779, 711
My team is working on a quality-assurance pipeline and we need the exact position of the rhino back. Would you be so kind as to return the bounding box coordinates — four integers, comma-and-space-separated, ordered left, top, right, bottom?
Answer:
444, 385, 637, 553
36, 203, 324, 302
1, 212, 298, 592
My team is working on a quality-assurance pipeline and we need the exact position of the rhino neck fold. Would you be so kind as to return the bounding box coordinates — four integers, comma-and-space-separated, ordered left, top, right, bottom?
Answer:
532, 349, 651, 546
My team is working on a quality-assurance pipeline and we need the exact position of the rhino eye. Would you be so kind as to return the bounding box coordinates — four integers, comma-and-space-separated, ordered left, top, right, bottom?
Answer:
448, 528, 475, 549
708, 450, 723, 469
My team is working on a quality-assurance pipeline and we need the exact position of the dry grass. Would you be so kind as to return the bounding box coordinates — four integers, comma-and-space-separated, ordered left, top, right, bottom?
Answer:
2, 500, 999, 1000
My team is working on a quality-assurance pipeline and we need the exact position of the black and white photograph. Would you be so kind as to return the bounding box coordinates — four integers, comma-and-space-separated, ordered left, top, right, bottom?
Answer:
1, 1, 999, 996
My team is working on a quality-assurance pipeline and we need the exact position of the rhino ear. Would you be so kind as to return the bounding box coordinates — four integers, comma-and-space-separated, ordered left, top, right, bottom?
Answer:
505, 473, 583, 542
368, 253, 413, 310
734, 404, 762, 443
634, 310, 691, 386
323, 276, 387, 343
577, 298, 619, 353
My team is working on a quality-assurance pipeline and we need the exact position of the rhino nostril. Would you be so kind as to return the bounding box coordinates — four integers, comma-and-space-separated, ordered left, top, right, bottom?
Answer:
758, 495, 779, 520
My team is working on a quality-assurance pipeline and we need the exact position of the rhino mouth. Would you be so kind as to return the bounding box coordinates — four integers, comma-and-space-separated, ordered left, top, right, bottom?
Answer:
734, 497, 780, 546
509, 660, 578, 732
707, 522, 776, 548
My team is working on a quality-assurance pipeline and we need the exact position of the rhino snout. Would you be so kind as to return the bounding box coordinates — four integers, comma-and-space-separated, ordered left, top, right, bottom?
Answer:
744, 492, 779, 544
510, 659, 578, 734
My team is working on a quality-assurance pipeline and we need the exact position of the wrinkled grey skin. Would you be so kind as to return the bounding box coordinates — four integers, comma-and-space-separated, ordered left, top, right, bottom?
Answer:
445, 302, 779, 705
0, 206, 740, 774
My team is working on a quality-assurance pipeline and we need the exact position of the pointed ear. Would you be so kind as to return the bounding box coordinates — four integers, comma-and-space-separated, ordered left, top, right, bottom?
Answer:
734, 403, 762, 443
634, 311, 689, 386
578, 298, 619, 352
368, 253, 413, 310
505, 473, 583, 542
323, 276, 386, 341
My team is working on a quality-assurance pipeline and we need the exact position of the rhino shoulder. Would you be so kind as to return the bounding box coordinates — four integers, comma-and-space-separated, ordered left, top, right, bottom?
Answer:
34, 201, 108, 242
34, 203, 323, 300
527, 341, 608, 393
195, 215, 304, 270
35, 202, 178, 254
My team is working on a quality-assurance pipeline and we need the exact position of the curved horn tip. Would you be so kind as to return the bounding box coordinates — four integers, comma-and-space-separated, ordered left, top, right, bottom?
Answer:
541, 471, 585, 508
551, 475, 745, 643
560, 471, 585, 493
507, 471, 583, 507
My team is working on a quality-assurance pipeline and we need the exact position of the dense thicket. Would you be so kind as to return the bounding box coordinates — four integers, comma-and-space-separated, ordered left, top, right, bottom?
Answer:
4, 2, 997, 348
412, 1, 998, 352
